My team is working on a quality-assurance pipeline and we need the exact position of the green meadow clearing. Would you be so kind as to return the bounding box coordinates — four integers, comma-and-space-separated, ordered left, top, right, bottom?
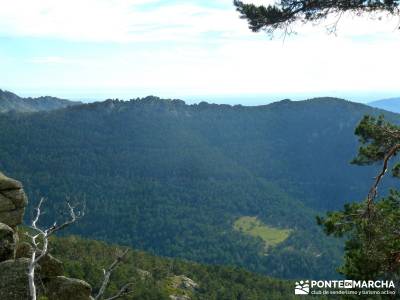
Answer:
234, 216, 291, 250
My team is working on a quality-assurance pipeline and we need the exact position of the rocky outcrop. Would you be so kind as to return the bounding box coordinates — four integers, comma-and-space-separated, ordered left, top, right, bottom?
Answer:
15, 242, 33, 259
0, 258, 36, 300
171, 275, 198, 290
46, 276, 92, 300
0, 222, 17, 261
0, 171, 93, 300
39, 253, 65, 279
136, 268, 151, 279
169, 296, 191, 300
167, 275, 198, 300
0, 172, 27, 228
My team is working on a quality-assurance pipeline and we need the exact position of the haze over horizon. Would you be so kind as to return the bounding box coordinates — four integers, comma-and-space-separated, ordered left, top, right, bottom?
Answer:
1, 0, 400, 105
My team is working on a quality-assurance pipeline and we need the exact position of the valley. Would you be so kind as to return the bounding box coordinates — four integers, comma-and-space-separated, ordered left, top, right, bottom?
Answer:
1, 94, 398, 280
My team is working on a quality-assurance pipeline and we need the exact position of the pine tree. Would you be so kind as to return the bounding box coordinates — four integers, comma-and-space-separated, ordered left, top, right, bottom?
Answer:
234, 0, 400, 34
316, 116, 400, 279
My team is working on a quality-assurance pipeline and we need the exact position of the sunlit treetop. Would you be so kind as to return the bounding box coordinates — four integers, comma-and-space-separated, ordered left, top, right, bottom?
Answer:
234, 0, 400, 34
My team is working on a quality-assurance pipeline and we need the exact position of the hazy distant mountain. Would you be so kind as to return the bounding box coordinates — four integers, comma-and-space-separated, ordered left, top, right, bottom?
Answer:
368, 97, 400, 113
0, 89, 81, 113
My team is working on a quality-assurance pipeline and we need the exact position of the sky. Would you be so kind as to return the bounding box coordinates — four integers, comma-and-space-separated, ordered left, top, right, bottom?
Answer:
0, 0, 399, 105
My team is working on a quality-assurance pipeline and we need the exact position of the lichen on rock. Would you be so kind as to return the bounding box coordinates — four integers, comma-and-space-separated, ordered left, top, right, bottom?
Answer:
0, 222, 17, 261
38, 253, 65, 279
46, 276, 92, 300
15, 241, 33, 259
0, 172, 27, 228
0, 258, 38, 300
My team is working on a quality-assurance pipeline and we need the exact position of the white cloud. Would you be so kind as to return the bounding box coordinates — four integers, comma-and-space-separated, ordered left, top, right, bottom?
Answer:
0, 0, 249, 42
30, 56, 80, 64
0, 0, 398, 42
0, 0, 399, 99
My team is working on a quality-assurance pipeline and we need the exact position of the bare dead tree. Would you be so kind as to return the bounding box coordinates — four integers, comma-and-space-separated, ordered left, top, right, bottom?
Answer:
94, 248, 135, 300
26, 198, 134, 300
26, 198, 84, 300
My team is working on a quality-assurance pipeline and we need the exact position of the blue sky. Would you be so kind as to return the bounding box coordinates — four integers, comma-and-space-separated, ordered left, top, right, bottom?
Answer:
0, 0, 399, 105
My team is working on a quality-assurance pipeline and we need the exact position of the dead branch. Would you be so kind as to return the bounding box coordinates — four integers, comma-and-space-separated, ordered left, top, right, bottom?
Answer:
26, 199, 84, 300
104, 282, 135, 300
94, 249, 134, 300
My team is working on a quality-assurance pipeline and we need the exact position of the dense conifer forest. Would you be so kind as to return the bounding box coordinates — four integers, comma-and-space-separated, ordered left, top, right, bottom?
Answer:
1, 96, 398, 279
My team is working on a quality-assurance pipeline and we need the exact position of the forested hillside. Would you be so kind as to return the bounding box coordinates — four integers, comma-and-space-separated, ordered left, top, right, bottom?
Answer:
0, 89, 80, 113
49, 235, 327, 300
0, 96, 396, 279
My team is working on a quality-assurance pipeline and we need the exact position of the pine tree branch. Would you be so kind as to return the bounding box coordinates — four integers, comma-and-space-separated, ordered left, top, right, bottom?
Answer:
366, 143, 400, 216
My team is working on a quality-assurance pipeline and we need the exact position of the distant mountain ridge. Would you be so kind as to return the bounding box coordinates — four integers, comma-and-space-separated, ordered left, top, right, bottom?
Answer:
0, 89, 81, 113
368, 97, 400, 113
